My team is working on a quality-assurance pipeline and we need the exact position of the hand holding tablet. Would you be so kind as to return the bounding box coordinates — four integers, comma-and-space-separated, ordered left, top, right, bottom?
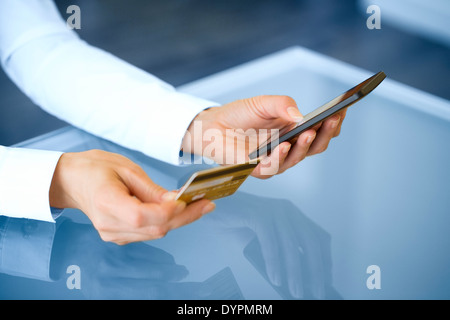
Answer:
249, 71, 386, 159
177, 71, 386, 204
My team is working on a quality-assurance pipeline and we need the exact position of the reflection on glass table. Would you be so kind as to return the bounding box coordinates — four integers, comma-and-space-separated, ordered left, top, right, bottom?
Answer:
0, 137, 337, 300
51, 216, 244, 300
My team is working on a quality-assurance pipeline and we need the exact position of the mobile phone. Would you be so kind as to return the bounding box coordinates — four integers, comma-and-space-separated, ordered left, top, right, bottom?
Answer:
248, 71, 386, 160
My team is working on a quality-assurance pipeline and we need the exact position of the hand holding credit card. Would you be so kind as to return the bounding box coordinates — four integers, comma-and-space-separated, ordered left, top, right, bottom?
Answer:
176, 71, 386, 204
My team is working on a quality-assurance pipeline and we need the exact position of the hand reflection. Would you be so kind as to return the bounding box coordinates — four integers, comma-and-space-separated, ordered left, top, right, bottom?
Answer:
51, 219, 212, 299
1, 190, 336, 299
205, 191, 337, 300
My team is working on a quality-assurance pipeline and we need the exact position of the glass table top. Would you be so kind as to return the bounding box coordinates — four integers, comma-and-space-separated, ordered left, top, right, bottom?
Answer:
1, 46, 449, 300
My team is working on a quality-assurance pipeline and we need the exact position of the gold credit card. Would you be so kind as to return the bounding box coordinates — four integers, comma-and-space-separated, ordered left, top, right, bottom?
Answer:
176, 162, 258, 204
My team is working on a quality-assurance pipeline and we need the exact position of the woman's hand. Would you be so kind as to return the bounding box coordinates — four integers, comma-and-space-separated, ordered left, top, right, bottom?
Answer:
182, 95, 346, 178
49, 149, 216, 245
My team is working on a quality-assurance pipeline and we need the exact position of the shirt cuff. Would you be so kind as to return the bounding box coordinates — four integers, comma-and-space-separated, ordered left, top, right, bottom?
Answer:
0, 146, 63, 222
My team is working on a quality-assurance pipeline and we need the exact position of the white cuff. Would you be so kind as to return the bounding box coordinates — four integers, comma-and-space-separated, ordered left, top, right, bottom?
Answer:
0, 146, 63, 222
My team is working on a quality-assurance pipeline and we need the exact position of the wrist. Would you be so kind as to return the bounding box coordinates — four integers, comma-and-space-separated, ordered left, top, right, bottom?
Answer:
49, 152, 78, 210
181, 107, 222, 157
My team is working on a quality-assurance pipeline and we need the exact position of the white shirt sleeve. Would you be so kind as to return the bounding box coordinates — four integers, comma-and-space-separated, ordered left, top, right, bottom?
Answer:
0, 0, 219, 221
1, 0, 218, 165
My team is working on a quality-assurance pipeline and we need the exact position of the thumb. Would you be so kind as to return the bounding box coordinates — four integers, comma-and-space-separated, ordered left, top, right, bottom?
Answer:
117, 165, 168, 203
248, 95, 303, 123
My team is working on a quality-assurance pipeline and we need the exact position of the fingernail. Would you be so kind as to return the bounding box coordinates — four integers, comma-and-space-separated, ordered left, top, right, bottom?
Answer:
306, 134, 315, 144
162, 191, 178, 201
330, 116, 340, 129
175, 200, 186, 214
282, 144, 291, 154
287, 107, 303, 122
202, 202, 216, 215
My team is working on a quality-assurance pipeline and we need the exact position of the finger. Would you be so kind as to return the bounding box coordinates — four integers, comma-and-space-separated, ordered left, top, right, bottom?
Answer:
324, 114, 342, 136
278, 129, 316, 172
307, 114, 341, 156
96, 193, 183, 234
247, 95, 302, 122
89, 179, 143, 226
333, 108, 347, 137
252, 142, 291, 178
138, 200, 186, 227
110, 199, 212, 243
117, 164, 168, 203
97, 231, 150, 245
168, 199, 215, 230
